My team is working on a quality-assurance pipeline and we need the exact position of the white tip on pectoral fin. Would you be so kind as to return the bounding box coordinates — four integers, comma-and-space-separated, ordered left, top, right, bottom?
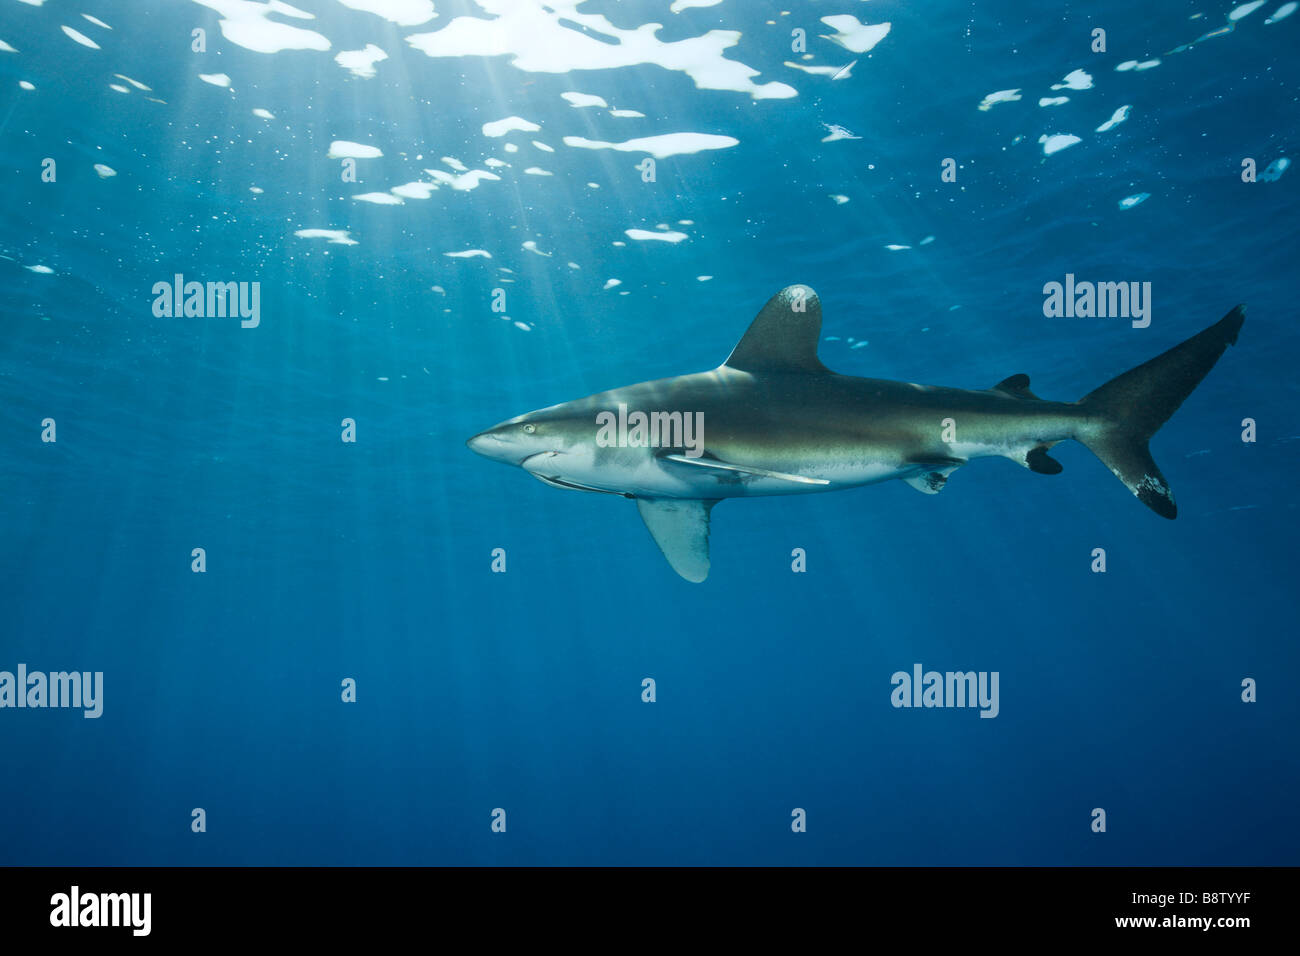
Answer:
635, 498, 719, 583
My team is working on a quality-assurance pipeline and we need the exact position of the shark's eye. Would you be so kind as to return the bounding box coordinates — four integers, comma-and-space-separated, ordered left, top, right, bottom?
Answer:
523, 423, 536, 434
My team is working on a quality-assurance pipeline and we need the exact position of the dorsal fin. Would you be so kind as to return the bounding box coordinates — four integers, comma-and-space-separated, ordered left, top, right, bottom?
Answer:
991, 373, 1040, 400
722, 285, 828, 374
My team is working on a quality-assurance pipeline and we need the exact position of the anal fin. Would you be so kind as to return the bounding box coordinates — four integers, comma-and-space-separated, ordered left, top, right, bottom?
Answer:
1025, 445, 1064, 474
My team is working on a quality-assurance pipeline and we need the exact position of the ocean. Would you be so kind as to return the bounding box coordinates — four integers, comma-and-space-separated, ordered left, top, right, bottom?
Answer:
1, 0, 1296, 866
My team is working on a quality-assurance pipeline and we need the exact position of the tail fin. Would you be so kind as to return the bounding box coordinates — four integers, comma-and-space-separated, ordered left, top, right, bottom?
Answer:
1077, 306, 1245, 519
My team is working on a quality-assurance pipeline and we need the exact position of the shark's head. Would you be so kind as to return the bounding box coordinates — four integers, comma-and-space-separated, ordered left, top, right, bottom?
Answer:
466, 404, 599, 476
467, 411, 553, 466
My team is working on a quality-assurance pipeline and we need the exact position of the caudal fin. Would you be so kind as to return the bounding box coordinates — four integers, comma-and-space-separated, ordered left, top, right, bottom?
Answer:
1077, 306, 1245, 519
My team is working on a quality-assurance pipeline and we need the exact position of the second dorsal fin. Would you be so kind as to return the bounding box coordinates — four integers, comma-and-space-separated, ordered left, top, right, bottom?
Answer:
991, 373, 1041, 400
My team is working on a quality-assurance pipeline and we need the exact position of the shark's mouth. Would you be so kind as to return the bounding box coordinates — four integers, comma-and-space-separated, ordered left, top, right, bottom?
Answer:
521, 453, 629, 497
520, 451, 564, 469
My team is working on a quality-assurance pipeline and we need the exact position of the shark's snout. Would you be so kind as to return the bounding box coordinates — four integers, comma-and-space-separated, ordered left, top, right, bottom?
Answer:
467, 418, 559, 467
466, 429, 517, 463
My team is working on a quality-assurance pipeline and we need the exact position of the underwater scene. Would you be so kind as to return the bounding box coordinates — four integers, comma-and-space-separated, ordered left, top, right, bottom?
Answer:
1, 0, 1297, 866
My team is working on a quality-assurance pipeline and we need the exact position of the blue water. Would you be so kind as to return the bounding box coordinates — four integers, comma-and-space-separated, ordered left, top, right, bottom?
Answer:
1, 0, 1296, 865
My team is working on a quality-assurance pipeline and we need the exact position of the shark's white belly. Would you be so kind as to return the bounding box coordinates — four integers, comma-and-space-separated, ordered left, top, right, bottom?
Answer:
528, 446, 926, 499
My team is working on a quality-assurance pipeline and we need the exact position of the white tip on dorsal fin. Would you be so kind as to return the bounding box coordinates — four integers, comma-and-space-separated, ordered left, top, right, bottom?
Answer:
722, 284, 828, 374
635, 498, 719, 583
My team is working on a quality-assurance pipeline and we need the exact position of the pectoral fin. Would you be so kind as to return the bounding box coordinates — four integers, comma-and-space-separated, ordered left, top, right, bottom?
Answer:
635, 498, 720, 583
662, 453, 830, 486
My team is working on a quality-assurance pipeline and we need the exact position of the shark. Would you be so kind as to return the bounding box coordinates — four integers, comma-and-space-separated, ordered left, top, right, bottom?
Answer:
467, 285, 1245, 582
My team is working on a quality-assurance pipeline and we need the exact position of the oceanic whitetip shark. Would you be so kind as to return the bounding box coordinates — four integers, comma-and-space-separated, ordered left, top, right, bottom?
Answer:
468, 285, 1245, 581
